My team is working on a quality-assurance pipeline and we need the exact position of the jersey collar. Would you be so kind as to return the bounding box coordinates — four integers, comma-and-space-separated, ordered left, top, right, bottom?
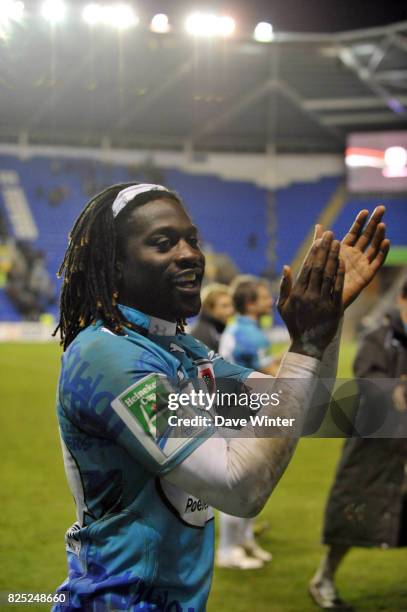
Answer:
118, 303, 177, 336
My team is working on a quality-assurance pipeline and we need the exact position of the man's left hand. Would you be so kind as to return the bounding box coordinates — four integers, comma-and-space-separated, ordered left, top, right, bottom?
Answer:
315, 206, 390, 309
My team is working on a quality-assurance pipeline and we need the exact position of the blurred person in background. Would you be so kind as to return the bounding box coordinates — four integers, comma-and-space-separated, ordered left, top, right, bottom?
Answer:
191, 282, 234, 352
309, 277, 407, 611
6, 244, 55, 320
220, 277, 277, 375
216, 277, 276, 569
28, 249, 55, 308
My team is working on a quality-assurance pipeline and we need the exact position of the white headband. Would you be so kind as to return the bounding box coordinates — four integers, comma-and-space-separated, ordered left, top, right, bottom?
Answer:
112, 183, 169, 218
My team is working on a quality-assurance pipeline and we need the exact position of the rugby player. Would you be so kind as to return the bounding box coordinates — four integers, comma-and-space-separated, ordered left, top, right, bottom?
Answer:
53, 183, 389, 611
217, 277, 275, 569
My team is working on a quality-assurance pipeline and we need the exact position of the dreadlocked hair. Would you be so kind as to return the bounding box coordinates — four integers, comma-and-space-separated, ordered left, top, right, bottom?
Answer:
54, 183, 186, 350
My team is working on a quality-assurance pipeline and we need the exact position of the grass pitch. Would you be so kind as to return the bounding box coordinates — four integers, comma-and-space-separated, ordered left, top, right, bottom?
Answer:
1, 342, 406, 611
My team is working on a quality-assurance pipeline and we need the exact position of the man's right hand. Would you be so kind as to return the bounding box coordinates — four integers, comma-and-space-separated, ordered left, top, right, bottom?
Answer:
277, 231, 344, 360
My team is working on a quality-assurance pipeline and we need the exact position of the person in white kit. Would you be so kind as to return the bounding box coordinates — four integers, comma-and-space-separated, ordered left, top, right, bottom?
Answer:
217, 277, 276, 569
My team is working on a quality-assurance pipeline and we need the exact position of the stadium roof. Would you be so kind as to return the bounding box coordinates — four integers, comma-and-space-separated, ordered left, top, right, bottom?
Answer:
1, 17, 407, 153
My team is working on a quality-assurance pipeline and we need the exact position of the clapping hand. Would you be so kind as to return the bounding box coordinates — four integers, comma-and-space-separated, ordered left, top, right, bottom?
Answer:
278, 232, 344, 359
314, 206, 390, 309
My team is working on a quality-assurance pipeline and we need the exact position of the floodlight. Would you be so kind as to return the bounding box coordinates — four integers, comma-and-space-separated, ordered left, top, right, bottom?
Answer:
82, 3, 103, 26
41, 0, 66, 24
186, 12, 217, 36
254, 21, 274, 43
218, 16, 235, 37
102, 4, 138, 30
150, 13, 170, 33
0, 1, 24, 26
185, 12, 235, 37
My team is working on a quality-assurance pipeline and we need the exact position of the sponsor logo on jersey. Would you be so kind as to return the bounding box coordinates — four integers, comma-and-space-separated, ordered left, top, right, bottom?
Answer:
184, 496, 209, 514
158, 479, 214, 527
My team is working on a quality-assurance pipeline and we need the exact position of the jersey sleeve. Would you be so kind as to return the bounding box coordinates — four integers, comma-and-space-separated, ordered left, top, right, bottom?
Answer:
212, 354, 254, 383
58, 330, 214, 476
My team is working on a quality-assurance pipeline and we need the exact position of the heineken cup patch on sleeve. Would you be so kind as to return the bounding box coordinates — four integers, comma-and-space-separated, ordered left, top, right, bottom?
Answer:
118, 374, 168, 438
111, 374, 212, 464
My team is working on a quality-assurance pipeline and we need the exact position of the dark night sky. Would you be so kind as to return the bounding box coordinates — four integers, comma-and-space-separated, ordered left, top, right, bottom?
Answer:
230, 0, 407, 32
64, 0, 407, 33
143, 0, 407, 33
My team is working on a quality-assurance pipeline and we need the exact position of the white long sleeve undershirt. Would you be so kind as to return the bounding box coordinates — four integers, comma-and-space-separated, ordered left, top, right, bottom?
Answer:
165, 323, 342, 517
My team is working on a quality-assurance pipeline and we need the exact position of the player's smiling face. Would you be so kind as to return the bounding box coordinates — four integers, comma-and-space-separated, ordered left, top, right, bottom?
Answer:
117, 198, 205, 322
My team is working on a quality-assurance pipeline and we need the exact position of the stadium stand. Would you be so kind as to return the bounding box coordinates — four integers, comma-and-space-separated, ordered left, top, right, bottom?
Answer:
0, 154, 406, 322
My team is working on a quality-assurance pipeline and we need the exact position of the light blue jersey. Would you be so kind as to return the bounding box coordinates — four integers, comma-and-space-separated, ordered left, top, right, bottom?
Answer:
54, 304, 252, 611
220, 315, 273, 371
